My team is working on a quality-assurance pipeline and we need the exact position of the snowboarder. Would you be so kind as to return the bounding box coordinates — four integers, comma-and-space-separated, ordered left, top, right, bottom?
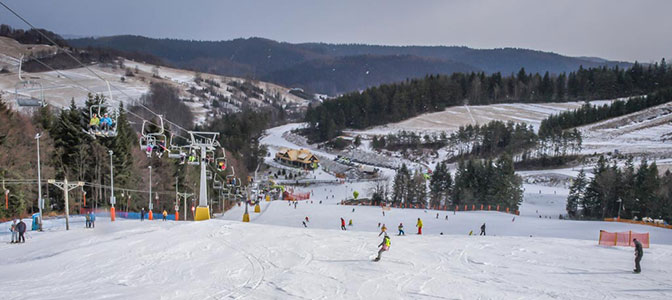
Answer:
374, 234, 391, 262
302, 221, 307, 228
378, 224, 387, 236
9, 220, 18, 243
140, 208, 145, 221
340, 218, 346, 230
633, 238, 643, 273
352, 208, 355, 213
163, 210, 168, 221
416, 218, 423, 235
85, 213, 91, 228
90, 212, 96, 228
480, 223, 486, 236
398, 223, 405, 236
16, 219, 26, 243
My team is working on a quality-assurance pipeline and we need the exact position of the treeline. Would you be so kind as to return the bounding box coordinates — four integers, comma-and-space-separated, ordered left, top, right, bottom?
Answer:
567, 156, 672, 222
0, 24, 67, 46
372, 120, 582, 163
390, 154, 523, 210
305, 60, 672, 141
539, 88, 672, 137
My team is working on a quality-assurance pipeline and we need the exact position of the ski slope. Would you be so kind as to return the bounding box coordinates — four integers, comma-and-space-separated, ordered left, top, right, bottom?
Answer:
1, 215, 671, 299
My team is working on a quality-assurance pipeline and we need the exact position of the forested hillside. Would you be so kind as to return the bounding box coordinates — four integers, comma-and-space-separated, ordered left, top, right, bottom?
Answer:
304, 60, 672, 141
68, 35, 630, 95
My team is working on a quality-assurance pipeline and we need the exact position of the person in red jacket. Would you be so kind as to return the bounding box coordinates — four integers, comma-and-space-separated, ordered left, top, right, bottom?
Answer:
340, 218, 346, 230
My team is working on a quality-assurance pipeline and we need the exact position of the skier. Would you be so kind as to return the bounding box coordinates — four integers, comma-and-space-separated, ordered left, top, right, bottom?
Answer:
445, 215, 448, 220
436, 213, 439, 219
633, 238, 643, 273
378, 222, 381, 228
382, 211, 385, 216
348, 219, 353, 226
16, 219, 26, 243
397, 223, 405, 236
352, 208, 355, 213
162, 210, 168, 221
9, 220, 17, 243
340, 218, 346, 230
373, 234, 391, 262
305, 216, 310, 223
140, 208, 145, 221
416, 218, 423, 235
512, 216, 516, 222
302, 221, 307, 228
480, 223, 486, 236
378, 224, 387, 236
294, 201, 297, 209
85, 212, 91, 228
89, 114, 100, 132
90, 212, 96, 228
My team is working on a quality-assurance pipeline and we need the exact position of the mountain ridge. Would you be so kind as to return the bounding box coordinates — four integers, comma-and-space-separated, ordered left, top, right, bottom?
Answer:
68, 35, 632, 95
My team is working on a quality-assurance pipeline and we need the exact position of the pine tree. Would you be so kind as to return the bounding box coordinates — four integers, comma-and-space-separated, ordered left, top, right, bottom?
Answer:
566, 169, 587, 217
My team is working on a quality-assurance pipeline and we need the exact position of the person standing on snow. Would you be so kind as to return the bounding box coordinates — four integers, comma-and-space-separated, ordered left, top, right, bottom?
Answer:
162, 210, 168, 221
140, 208, 145, 221
416, 218, 423, 235
9, 220, 18, 243
305, 216, 310, 223
378, 224, 387, 236
480, 223, 486, 236
340, 218, 346, 230
633, 238, 644, 273
348, 219, 353, 226
16, 219, 26, 243
302, 221, 307, 228
90, 212, 96, 228
374, 234, 391, 262
398, 223, 405, 236
85, 213, 91, 228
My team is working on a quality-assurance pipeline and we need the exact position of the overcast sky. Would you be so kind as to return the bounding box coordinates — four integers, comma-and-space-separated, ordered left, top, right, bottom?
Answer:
1, 0, 670, 62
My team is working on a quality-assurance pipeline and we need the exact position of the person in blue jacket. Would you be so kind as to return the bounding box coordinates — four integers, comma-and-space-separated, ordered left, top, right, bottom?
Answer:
89, 212, 96, 228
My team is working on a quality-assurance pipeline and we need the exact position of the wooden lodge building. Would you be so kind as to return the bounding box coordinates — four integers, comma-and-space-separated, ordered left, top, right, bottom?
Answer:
275, 148, 319, 169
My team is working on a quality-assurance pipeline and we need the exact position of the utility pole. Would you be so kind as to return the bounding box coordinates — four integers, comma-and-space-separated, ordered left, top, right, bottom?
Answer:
35, 133, 43, 230
48, 179, 84, 230
148, 166, 153, 220
109, 150, 116, 221
617, 198, 622, 220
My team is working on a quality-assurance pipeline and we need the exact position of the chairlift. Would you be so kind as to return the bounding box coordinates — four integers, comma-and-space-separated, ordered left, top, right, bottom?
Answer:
167, 133, 188, 159
139, 116, 167, 155
213, 177, 223, 190
14, 57, 45, 107
87, 80, 119, 138
215, 148, 227, 172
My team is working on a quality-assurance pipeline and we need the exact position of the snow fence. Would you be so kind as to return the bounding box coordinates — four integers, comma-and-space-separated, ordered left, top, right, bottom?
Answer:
598, 230, 649, 248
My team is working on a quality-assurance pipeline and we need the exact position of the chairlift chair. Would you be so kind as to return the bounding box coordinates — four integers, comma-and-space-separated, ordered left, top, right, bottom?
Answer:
14, 56, 46, 108
87, 80, 119, 137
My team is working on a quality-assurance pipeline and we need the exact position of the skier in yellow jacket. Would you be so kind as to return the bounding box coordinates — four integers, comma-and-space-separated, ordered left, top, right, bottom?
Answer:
416, 218, 423, 235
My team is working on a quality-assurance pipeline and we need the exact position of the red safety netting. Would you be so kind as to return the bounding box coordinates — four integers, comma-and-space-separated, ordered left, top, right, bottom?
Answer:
598, 230, 649, 248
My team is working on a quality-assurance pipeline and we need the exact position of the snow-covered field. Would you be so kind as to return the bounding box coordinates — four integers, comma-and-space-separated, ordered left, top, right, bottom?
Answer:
1, 209, 671, 299
347, 100, 613, 136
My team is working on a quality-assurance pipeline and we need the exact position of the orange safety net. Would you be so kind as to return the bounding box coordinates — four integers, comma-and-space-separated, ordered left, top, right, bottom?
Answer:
598, 230, 650, 248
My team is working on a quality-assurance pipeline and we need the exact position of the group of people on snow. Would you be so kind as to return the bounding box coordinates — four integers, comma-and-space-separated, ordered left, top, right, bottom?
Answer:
8, 219, 27, 244
85, 212, 96, 228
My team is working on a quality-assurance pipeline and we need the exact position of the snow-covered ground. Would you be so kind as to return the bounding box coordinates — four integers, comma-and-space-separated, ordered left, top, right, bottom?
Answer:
347, 100, 614, 136
1, 211, 671, 299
